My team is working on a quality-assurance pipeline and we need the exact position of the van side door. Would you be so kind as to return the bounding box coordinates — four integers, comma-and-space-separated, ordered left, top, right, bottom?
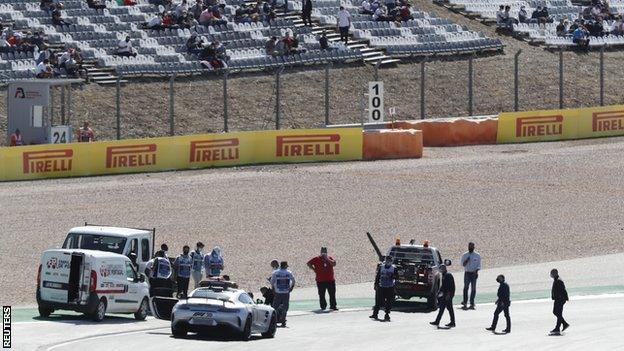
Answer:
119, 261, 141, 312
139, 237, 151, 274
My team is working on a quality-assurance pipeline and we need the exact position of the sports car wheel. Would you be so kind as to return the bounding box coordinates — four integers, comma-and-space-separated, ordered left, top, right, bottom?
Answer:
240, 315, 252, 341
261, 313, 277, 338
134, 297, 149, 321
172, 323, 188, 338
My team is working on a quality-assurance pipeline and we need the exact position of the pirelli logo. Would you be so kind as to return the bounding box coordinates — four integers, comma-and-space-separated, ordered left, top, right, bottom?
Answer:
592, 110, 624, 132
106, 144, 156, 168
276, 134, 340, 157
189, 138, 239, 163
515, 115, 563, 137
22, 149, 73, 174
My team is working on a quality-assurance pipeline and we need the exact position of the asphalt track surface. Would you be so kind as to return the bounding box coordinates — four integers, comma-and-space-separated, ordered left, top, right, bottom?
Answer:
13, 294, 624, 351
2, 137, 624, 305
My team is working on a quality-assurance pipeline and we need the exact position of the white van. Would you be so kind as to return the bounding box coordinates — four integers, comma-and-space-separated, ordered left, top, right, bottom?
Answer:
37, 249, 150, 322
61, 224, 156, 275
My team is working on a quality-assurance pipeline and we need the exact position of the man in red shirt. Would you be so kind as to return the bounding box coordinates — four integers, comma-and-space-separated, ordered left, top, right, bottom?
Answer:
307, 247, 338, 310
77, 121, 95, 142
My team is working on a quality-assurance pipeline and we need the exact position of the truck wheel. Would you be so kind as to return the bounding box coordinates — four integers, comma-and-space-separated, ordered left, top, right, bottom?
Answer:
38, 305, 53, 318
240, 315, 252, 341
91, 298, 107, 322
261, 313, 277, 338
172, 323, 187, 338
134, 297, 149, 321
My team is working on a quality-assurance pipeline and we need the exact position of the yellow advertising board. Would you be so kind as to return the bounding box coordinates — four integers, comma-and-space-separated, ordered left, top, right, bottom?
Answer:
497, 105, 624, 143
0, 128, 363, 181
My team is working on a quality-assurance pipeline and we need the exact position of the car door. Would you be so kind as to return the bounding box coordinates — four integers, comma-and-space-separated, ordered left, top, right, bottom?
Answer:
118, 261, 141, 312
238, 293, 259, 330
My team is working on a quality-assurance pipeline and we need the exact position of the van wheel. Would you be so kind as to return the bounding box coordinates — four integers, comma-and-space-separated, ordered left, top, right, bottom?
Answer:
91, 298, 107, 322
240, 315, 252, 341
38, 305, 53, 318
261, 313, 277, 338
134, 297, 149, 321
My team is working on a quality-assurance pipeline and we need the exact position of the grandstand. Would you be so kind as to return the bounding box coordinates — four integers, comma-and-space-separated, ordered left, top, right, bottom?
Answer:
0, 0, 502, 84
435, 0, 624, 48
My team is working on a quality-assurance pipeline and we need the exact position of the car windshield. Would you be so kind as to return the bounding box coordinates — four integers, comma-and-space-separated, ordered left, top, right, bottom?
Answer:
389, 246, 436, 265
62, 233, 127, 255
189, 289, 234, 302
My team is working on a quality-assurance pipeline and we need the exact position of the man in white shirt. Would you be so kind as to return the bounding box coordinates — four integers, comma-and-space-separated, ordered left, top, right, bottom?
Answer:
36, 59, 54, 78
117, 36, 137, 57
336, 6, 351, 44
460, 242, 481, 310
270, 261, 295, 327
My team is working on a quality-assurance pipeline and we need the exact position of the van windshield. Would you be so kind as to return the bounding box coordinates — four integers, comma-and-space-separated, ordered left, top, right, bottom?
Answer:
62, 233, 127, 255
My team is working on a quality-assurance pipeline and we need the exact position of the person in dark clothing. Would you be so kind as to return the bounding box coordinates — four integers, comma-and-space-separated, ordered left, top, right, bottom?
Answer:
370, 256, 396, 321
301, 0, 312, 26
319, 31, 329, 50
550, 268, 570, 335
260, 286, 275, 305
486, 274, 511, 333
430, 264, 456, 328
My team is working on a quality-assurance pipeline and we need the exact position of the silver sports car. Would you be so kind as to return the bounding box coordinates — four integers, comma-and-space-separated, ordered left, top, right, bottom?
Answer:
152, 283, 277, 340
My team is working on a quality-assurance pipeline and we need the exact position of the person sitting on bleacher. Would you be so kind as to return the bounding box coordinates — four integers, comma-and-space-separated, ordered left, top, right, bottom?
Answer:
52, 9, 71, 26
572, 24, 590, 49
116, 36, 138, 57
556, 19, 569, 37
199, 42, 227, 69
36, 44, 54, 64
174, 0, 189, 18
146, 13, 164, 29
360, 0, 374, 15
59, 48, 79, 77
518, 6, 528, 23
199, 7, 215, 25
177, 11, 197, 28
319, 31, 330, 50
399, 4, 413, 22
373, 5, 391, 21
610, 17, 624, 35
36, 59, 55, 79
87, 0, 106, 10
162, 11, 177, 27
186, 34, 204, 55
40, 0, 56, 12
265, 36, 278, 55
190, 0, 203, 20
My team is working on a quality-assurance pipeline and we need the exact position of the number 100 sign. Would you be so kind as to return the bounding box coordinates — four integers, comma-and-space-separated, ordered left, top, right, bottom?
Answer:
368, 81, 384, 123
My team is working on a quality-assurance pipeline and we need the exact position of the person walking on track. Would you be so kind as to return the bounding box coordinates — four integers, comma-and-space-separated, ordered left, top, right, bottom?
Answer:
370, 255, 396, 321
430, 264, 456, 328
486, 274, 511, 333
550, 268, 570, 335
271, 261, 296, 327
307, 247, 338, 311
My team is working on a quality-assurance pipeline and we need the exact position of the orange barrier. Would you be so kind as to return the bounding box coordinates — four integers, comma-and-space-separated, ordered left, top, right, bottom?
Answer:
362, 129, 423, 160
388, 118, 498, 147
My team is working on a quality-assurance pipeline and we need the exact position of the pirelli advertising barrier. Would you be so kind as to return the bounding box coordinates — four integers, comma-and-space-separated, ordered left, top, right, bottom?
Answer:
497, 105, 624, 143
0, 128, 363, 181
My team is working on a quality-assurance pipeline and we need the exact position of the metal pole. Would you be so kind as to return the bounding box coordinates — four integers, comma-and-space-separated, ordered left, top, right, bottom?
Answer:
420, 60, 425, 119
324, 63, 330, 126
275, 67, 282, 130
67, 84, 72, 125
514, 50, 521, 112
559, 47, 564, 109
50, 88, 54, 126
60, 85, 66, 125
169, 74, 175, 136
116, 76, 121, 140
599, 47, 604, 106
223, 69, 229, 132
374, 61, 380, 81
468, 55, 474, 116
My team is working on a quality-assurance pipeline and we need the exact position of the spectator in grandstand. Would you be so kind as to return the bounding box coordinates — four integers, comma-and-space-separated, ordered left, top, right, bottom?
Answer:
146, 13, 164, 29
36, 45, 54, 64
116, 36, 138, 57
190, 0, 203, 19
28, 31, 47, 50
36, 59, 55, 78
302, 0, 313, 26
59, 48, 79, 76
77, 121, 95, 142
186, 34, 204, 55
199, 7, 226, 26
162, 11, 177, 27
572, 24, 590, 49
588, 17, 606, 37
52, 9, 71, 26
40, 0, 56, 12
518, 5, 528, 23
177, 11, 197, 28
0, 34, 9, 52
319, 30, 329, 50
556, 19, 569, 37
360, 0, 374, 15
399, 4, 413, 21
373, 5, 390, 22
265, 36, 278, 55
123, 0, 137, 5
175, 0, 189, 18
384, 0, 396, 12
87, 0, 106, 10
337, 6, 351, 44
213, 40, 230, 62
496, 5, 506, 25
610, 17, 624, 35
